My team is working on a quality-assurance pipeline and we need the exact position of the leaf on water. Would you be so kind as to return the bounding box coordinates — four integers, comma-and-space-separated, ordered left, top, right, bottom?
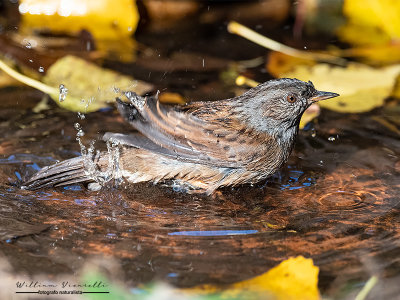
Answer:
299, 104, 320, 129
267, 52, 315, 78
43, 55, 153, 112
336, 0, 400, 64
337, 44, 400, 66
19, 0, 139, 40
283, 63, 400, 113
338, 0, 400, 46
186, 256, 320, 300
18, 0, 139, 61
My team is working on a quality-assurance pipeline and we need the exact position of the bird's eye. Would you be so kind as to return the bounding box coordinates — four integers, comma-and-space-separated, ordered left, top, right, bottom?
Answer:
286, 94, 297, 103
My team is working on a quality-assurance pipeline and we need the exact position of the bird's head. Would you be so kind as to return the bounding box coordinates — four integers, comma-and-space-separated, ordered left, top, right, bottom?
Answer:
236, 78, 339, 137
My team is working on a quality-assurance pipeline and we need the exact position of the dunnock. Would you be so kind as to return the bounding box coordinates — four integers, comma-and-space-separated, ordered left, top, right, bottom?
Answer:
23, 78, 338, 194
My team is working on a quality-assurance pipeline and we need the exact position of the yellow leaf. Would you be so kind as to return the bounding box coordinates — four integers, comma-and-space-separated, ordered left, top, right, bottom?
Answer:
283, 63, 400, 113
186, 256, 320, 300
231, 256, 319, 300
43, 55, 153, 112
338, 43, 400, 65
267, 52, 315, 78
19, 0, 139, 61
338, 0, 400, 46
19, 0, 138, 39
299, 104, 320, 129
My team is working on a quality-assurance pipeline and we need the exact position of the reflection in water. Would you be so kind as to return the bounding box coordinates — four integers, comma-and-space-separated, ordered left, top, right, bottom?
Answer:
0, 98, 399, 296
168, 230, 259, 236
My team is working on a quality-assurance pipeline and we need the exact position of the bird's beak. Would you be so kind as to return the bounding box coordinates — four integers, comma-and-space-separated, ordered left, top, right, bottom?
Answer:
309, 91, 340, 103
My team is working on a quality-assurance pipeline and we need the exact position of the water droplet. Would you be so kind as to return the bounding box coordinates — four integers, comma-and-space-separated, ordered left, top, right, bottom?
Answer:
25, 42, 32, 49
328, 136, 336, 142
59, 84, 68, 102
38, 66, 44, 73
311, 128, 316, 138
77, 112, 85, 120
304, 46, 307, 50
76, 129, 85, 137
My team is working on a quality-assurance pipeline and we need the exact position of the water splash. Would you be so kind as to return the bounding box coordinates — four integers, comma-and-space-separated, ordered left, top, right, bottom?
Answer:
74, 121, 122, 189
74, 123, 86, 156
59, 84, 68, 102
82, 139, 122, 189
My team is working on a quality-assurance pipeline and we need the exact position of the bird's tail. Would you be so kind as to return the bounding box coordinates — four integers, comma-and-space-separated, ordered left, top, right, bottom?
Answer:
22, 156, 92, 190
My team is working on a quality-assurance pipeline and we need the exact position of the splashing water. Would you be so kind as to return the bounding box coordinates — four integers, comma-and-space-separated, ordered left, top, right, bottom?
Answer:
59, 84, 68, 102
82, 140, 122, 189
74, 122, 122, 189
74, 123, 86, 156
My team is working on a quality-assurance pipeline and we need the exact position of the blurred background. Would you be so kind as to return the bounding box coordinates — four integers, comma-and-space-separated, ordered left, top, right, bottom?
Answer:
0, 1, 400, 300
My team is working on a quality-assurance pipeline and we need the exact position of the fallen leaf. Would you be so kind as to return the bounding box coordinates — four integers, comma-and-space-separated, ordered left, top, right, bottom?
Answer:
187, 256, 320, 300
19, 0, 139, 40
283, 63, 400, 113
336, 43, 400, 66
338, 0, 400, 46
267, 52, 315, 78
43, 56, 153, 112
18, 0, 139, 61
299, 103, 320, 129
0, 56, 153, 113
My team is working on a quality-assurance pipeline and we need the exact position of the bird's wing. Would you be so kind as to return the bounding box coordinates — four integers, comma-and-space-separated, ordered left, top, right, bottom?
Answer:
114, 92, 275, 169
103, 132, 210, 164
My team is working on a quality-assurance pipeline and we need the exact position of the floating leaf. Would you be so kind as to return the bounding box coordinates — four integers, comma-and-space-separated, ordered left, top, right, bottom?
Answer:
42, 55, 153, 112
337, 43, 400, 65
19, 0, 139, 61
19, 0, 139, 40
338, 0, 400, 46
299, 104, 320, 129
283, 63, 400, 113
78, 256, 319, 300
188, 256, 320, 300
0, 56, 153, 113
267, 52, 315, 78
335, 0, 400, 64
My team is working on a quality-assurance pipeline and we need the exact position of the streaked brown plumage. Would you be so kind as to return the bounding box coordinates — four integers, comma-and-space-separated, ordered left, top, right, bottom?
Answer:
23, 78, 339, 194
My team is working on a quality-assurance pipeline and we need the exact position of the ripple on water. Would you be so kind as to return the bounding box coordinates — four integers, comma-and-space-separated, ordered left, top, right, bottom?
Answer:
298, 189, 381, 214
317, 190, 379, 211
